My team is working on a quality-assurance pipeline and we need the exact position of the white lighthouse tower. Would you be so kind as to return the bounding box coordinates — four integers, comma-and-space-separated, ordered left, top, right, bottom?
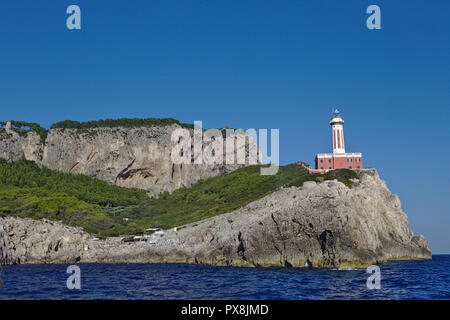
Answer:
311, 109, 363, 173
330, 109, 345, 154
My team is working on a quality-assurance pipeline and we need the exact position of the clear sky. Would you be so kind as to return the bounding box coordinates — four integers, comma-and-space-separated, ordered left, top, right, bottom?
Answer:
0, 1, 449, 253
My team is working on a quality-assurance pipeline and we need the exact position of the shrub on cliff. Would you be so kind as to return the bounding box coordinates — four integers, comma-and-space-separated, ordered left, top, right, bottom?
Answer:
0, 186, 112, 233
50, 117, 194, 130
0, 158, 148, 207
0, 121, 48, 143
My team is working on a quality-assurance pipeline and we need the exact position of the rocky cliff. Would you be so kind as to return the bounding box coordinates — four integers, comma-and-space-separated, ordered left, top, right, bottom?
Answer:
165, 168, 431, 268
0, 169, 431, 268
0, 124, 249, 196
0, 217, 88, 265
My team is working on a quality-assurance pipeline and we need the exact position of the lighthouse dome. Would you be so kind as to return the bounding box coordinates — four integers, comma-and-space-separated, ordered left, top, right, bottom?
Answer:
330, 109, 344, 125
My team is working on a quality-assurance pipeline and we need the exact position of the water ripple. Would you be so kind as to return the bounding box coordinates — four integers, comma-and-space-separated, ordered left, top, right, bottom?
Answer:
0, 256, 448, 299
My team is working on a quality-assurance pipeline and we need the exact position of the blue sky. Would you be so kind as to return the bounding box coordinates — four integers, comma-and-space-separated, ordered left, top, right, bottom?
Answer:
0, 1, 449, 253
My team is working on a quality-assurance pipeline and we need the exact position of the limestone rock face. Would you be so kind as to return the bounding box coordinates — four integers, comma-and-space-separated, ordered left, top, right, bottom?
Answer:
0, 217, 89, 265
0, 169, 431, 268
83, 169, 431, 268
181, 169, 431, 268
0, 125, 248, 196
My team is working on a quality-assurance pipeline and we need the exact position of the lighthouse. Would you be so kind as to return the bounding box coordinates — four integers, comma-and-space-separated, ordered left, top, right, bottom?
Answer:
311, 109, 363, 172
330, 109, 345, 154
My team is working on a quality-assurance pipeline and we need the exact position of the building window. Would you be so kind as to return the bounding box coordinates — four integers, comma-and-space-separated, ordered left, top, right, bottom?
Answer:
320, 159, 323, 163
357, 166, 360, 168
321, 166, 324, 169
328, 159, 331, 163
349, 166, 352, 169
329, 166, 332, 169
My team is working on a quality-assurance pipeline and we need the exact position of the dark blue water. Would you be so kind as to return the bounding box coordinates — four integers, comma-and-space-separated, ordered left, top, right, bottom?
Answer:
0, 255, 449, 300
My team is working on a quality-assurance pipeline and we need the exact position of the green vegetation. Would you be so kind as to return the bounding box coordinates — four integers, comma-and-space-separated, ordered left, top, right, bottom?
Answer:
299, 169, 359, 189
0, 121, 48, 143
0, 158, 148, 206
0, 158, 359, 236
0, 158, 148, 234
101, 164, 359, 235
50, 117, 194, 130
0, 186, 112, 234
1, 117, 195, 144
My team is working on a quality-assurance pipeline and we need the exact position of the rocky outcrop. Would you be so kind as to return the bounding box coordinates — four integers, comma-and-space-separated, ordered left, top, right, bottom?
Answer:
0, 124, 251, 196
0, 217, 89, 265
0, 169, 431, 268
177, 168, 430, 268
84, 168, 431, 268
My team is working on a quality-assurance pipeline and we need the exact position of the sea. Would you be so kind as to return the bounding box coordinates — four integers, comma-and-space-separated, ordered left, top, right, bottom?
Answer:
0, 255, 448, 300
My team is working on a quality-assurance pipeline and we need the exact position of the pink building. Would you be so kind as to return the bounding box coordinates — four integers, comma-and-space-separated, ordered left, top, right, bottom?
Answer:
310, 109, 363, 173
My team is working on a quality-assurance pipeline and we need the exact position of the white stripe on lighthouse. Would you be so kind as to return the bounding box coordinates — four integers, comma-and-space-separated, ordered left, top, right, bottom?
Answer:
332, 127, 334, 149
332, 124, 345, 154
333, 128, 337, 151
334, 128, 339, 149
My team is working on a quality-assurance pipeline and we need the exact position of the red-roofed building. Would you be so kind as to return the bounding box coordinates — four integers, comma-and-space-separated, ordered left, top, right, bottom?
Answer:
309, 110, 363, 173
